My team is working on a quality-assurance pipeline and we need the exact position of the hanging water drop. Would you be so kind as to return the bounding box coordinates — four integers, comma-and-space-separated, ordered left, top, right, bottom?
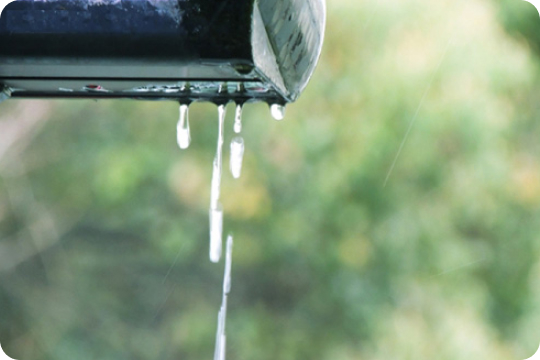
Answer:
209, 104, 227, 262
229, 136, 244, 179
233, 103, 243, 133
210, 104, 226, 208
270, 103, 286, 121
176, 103, 191, 149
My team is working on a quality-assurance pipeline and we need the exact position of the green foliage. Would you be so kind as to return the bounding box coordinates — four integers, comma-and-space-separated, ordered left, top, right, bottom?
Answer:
2, 0, 540, 359
497, 0, 540, 57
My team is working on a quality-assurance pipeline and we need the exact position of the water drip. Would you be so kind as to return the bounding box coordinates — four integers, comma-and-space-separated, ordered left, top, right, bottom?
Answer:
233, 103, 243, 133
176, 103, 191, 149
229, 136, 245, 179
209, 104, 227, 262
270, 103, 286, 120
210, 105, 226, 207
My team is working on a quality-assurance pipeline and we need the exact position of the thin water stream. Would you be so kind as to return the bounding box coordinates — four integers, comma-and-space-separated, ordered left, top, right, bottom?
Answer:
174, 100, 285, 359
213, 234, 233, 360
209, 104, 226, 263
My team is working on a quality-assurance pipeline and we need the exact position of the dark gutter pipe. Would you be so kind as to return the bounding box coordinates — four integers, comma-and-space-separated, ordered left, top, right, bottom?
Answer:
0, 0, 325, 105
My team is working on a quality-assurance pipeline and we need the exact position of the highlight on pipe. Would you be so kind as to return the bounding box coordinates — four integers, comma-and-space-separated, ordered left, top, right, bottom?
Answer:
0, 1, 15, 14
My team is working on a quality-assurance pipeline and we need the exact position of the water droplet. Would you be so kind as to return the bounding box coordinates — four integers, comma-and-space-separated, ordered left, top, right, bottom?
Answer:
233, 104, 243, 133
229, 137, 245, 179
209, 203, 223, 263
270, 103, 286, 121
176, 104, 191, 149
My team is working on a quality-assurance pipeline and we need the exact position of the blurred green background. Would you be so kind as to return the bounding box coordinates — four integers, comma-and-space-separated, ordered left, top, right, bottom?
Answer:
2, 0, 540, 359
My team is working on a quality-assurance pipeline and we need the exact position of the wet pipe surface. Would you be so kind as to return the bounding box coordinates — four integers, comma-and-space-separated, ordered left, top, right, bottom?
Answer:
0, 0, 325, 104
0, 0, 253, 60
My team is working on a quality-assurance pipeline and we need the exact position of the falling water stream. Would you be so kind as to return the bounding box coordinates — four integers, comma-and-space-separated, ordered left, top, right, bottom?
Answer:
175, 100, 284, 360
209, 104, 226, 263
213, 234, 233, 360
231, 104, 245, 179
